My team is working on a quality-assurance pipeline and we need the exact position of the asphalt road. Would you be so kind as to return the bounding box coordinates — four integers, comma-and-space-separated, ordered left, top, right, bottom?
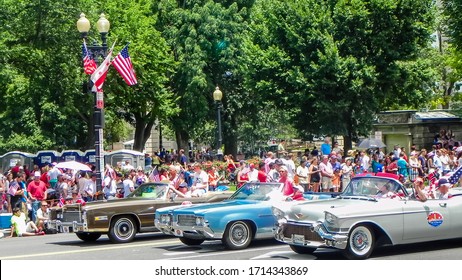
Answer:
2, 231, 462, 260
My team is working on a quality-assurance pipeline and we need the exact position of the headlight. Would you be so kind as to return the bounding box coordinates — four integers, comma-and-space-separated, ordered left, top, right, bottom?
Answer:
195, 217, 205, 226
272, 207, 285, 220
160, 214, 171, 224
325, 212, 338, 224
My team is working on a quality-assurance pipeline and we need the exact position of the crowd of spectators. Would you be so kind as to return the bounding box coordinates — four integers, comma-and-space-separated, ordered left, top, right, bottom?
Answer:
1, 133, 461, 237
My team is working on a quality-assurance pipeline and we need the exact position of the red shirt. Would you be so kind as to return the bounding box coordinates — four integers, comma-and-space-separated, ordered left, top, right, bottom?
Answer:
257, 170, 267, 182
27, 180, 48, 201
40, 172, 50, 187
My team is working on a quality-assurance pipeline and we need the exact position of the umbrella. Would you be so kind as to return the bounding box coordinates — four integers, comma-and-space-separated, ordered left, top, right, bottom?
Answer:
357, 138, 386, 149
55, 161, 92, 171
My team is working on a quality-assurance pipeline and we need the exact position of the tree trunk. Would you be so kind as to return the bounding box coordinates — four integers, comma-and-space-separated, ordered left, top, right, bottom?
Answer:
224, 115, 238, 159
343, 134, 353, 154
175, 130, 190, 152
133, 116, 155, 152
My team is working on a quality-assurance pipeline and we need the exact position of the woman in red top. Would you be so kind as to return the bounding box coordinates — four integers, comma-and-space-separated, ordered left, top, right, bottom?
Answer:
237, 163, 249, 188
225, 155, 237, 174
279, 166, 304, 201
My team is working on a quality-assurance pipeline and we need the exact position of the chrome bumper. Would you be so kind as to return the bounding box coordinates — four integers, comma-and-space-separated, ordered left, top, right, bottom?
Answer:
49, 220, 87, 233
155, 219, 222, 239
274, 220, 348, 250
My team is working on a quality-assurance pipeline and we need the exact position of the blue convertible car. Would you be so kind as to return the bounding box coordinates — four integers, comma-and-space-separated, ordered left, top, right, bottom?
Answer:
155, 182, 333, 250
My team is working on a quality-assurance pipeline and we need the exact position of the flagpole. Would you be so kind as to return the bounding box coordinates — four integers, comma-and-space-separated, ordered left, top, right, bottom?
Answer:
77, 13, 111, 199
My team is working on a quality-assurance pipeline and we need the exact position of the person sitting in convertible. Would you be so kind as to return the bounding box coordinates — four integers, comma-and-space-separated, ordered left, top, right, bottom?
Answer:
375, 183, 396, 198
435, 178, 451, 200
279, 166, 304, 201
411, 177, 431, 202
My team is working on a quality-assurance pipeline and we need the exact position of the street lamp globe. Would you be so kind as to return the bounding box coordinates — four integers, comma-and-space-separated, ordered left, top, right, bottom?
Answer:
96, 13, 110, 34
76, 13, 91, 33
213, 86, 223, 101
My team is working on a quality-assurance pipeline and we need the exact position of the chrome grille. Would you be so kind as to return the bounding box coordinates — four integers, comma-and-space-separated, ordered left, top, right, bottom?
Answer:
283, 223, 324, 242
61, 211, 82, 223
177, 214, 196, 226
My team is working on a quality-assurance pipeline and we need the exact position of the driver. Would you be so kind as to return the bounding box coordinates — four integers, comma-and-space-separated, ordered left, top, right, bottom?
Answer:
375, 183, 395, 198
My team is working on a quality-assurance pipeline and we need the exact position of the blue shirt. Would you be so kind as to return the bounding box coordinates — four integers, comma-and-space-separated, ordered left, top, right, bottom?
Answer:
321, 143, 331, 155
397, 158, 408, 177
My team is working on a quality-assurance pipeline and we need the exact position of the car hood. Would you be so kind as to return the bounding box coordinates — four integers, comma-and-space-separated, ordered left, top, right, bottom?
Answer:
285, 196, 403, 222
170, 199, 262, 215
64, 197, 165, 211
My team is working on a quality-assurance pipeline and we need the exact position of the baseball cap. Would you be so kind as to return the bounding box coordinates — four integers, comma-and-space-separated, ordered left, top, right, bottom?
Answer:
438, 178, 451, 188
34, 171, 41, 177
274, 159, 284, 165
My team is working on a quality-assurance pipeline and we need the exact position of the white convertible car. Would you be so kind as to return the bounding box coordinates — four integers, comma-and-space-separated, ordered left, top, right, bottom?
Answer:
273, 173, 462, 259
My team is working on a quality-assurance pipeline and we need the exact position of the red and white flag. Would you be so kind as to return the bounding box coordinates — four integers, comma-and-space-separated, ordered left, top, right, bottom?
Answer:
112, 44, 137, 86
90, 41, 116, 92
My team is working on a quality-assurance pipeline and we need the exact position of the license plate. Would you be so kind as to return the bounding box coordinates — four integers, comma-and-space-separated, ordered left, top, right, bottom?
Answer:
62, 226, 70, 233
292, 234, 305, 244
174, 229, 183, 237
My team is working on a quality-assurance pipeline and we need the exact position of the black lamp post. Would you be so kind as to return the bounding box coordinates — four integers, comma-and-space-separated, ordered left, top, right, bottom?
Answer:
77, 13, 110, 195
213, 86, 223, 159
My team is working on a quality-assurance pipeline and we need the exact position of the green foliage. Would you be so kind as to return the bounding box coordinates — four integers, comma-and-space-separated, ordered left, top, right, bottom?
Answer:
0, 0, 447, 157
243, 0, 435, 146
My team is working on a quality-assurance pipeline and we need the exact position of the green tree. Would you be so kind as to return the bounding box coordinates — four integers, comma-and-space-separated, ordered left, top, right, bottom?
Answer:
0, 0, 92, 153
96, 0, 178, 152
155, 0, 254, 157
243, 0, 435, 150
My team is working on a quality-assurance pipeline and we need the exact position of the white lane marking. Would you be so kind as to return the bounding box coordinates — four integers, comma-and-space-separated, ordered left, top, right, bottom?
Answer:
165, 245, 285, 260
164, 251, 197, 256
250, 250, 295, 260
1, 239, 181, 260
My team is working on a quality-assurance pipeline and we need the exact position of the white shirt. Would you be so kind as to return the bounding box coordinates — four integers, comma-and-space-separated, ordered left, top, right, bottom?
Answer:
48, 167, 62, 180
192, 170, 209, 190
36, 208, 49, 224
84, 180, 96, 197
123, 179, 135, 198
285, 159, 296, 177
296, 165, 309, 184
248, 169, 259, 182
361, 155, 370, 171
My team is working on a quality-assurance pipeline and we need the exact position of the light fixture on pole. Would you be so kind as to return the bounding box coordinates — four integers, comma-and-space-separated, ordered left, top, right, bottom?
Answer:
213, 86, 223, 158
77, 13, 110, 197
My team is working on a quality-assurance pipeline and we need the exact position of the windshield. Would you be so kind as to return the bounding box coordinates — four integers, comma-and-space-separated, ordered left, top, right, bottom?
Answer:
342, 177, 406, 197
127, 183, 169, 199
229, 182, 283, 201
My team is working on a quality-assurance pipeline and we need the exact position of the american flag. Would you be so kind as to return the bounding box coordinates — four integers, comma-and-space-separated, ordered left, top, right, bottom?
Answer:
448, 165, 462, 184
149, 167, 160, 182
426, 169, 439, 185
112, 44, 137, 86
82, 41, 97, 75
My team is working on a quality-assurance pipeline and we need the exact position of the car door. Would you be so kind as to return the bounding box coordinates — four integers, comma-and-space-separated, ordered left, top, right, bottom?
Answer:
402, 198, 452, 240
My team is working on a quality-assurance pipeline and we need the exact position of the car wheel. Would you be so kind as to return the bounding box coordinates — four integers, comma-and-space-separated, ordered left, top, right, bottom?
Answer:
76, 232, 102, 242
343, 225, 375, 260
289, 245, 316, 254
108, 216, 137, 243
222, 221, 252, 250
179, 237, 205, 246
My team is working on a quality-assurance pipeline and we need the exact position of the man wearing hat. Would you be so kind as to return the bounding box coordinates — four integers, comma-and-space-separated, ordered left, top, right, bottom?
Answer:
268, 159, 284, 182
436, 178, 451, 200
27, 171, 47, 223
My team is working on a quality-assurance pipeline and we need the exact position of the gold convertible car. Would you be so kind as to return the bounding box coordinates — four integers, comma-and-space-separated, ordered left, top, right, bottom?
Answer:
49, 182, 232, 243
